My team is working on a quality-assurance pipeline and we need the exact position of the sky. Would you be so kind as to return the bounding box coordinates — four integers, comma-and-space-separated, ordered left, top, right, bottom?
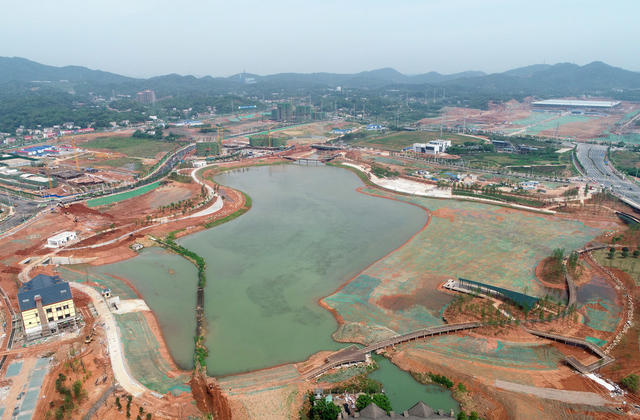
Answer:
1, 0, 638, 78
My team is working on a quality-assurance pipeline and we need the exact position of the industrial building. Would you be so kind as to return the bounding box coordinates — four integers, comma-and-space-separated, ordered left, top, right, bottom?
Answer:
411, 140, 451, 155
47, 231, 77, 248
18, 274, 77, 339
531, 99, 620, 111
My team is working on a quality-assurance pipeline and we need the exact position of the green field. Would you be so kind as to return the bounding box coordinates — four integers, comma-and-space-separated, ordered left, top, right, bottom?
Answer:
611, 150, 640, 177
592, 248, 640, 285
84, 137, 176, 158
87, 180, 163, 207
463, 150, 577, 176
353, 131, 480, 151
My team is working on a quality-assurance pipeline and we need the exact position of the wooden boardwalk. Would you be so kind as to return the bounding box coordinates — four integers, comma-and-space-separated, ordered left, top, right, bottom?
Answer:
525, 328, 615, 373
302, 322, 481, 379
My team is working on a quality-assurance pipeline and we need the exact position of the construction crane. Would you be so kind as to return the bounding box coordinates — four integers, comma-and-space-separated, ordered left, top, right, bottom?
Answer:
71, 137, 81, 171
268, 126, 272, 148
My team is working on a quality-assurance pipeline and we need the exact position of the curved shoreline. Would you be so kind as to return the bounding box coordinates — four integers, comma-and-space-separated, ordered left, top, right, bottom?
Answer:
317, 185, 433, 338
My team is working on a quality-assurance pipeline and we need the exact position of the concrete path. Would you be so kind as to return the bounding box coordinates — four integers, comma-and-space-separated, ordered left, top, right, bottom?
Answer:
494, 380, 611, 406
71, 283, 147, 397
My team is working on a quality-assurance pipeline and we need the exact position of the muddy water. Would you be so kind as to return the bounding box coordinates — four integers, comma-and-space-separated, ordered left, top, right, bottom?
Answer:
94, 247, 198, 369
179, 164, 426, 375
368, 355, 459, 413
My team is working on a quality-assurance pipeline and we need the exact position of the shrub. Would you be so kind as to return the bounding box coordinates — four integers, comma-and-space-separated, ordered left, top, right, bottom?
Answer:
428, 372, 454, 388
309, 399, 341, 420
621, 374, 639, 392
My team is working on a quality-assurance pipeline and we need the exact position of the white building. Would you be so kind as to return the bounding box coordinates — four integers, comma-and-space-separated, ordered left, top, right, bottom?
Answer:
520, 180, 540, 190
412, 140, 452, 155
47, 231, 77, 248
192, 160, 207, 168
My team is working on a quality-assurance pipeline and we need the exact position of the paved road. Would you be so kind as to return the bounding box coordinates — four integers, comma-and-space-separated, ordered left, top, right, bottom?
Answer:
71, 283, 147, 397
0, 192, 43, 234
575, 143, 640, 208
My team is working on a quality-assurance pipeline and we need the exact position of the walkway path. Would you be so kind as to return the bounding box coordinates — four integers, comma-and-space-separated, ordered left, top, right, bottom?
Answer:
70, 283, 147, 397
303, 322, 481, 379
494, 379, 611, 406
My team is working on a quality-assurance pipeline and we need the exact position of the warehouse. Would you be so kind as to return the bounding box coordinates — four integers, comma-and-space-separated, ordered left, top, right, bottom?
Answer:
532, 99, 620, 111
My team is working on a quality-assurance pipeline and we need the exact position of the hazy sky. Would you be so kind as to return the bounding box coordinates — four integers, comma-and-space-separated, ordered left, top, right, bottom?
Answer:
2, 0, 638, 77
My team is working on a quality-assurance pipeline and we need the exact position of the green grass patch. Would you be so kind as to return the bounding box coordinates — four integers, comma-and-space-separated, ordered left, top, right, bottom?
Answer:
84, 136, 176, 158
86, 180, 163, 207
353, 131, 478, 151
592, 248, 640, 285
464, 149, 577, 176
611, 150, 640, 177
203, 192, 252, 229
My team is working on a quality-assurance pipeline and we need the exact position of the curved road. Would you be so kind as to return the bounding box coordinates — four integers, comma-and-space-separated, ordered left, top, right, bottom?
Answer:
575, 143, 640, 208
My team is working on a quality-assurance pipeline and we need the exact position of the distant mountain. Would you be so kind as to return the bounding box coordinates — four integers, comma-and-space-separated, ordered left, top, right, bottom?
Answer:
502, 64, 552, 78
0, 56, 134, 84
1, 56, 638, 98
410, 71, 486, 84
440, 61, 640, 94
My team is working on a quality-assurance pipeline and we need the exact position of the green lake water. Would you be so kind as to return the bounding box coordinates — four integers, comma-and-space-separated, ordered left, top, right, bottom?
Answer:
368, 356, 459, 414
177, 164, 427, 375
93, 247, 198, 369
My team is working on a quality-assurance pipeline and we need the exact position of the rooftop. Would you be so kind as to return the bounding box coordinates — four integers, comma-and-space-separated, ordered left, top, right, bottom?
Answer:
17, 274, 73, 312
351, 401, 453, 419
531, 99, 620, 108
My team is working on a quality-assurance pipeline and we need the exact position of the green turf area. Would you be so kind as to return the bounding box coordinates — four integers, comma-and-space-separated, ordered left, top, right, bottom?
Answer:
249, 134, 288, 148
462, 149, 577, 176
196, 141, 219, 156
353, 131, 480, 151
86, 180, 163, 207
592, 248, 640, 285
84, 137, 176, 158
610, 150, 640, 177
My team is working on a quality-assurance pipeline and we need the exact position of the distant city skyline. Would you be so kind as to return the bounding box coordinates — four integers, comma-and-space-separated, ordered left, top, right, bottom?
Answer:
2, 0, 638, 78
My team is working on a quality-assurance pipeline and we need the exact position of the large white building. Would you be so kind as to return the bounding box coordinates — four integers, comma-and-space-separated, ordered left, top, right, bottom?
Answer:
412, 140, 452, 155
531, 99, 620, 111
47, 231, 77, 248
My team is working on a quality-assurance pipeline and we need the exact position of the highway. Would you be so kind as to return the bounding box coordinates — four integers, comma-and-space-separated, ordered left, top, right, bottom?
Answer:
575, 143, 640, 208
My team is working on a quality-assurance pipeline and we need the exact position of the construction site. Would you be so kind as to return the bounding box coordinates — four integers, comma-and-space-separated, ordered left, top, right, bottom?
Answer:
0, 110, 639, 420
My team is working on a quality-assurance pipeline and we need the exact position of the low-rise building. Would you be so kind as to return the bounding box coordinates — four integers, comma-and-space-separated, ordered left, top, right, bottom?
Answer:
18, 274, 77, 339
47, 231, 77, 248
412, 140, 451, 155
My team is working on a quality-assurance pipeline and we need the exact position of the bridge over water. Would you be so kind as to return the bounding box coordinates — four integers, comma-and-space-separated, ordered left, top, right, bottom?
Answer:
302, 322, 481, 379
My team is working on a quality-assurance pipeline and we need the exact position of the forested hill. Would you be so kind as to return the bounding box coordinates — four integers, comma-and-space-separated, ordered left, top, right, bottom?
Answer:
1, 57, 639, 133
1, 56, 639, 95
